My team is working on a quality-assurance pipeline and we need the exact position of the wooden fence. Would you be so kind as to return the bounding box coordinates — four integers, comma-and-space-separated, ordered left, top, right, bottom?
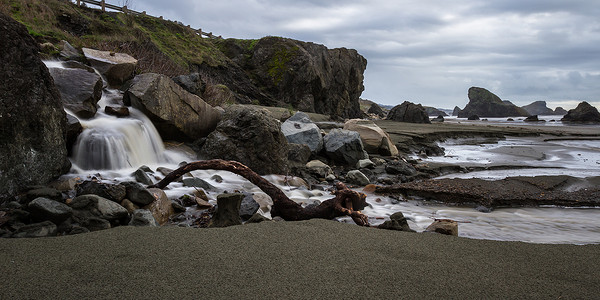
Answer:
74, 0, 220, 38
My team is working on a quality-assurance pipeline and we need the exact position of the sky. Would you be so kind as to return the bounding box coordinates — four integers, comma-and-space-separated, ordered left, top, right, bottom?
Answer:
125, 0, 600, 110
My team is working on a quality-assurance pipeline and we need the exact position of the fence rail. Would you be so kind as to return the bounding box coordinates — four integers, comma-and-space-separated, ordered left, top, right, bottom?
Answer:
75, 0, 220, 38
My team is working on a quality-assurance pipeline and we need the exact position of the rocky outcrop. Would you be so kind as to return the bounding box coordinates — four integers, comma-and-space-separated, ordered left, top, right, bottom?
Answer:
554, 107, 568, 115
48, 66, 102, 119
521, 101, 556, 116
200, 105, 289, 175
386, 101, 431, 124
323, 129, 369, 166
367, 103, 386, 118
458, 87, 529, 118
0, 13, 70, 200
82, 48, 137, 87
452, 106, 461, 116
214, 37, 367, 119
423, 106, 448, 116
124, 73, 221, 141
343, 119, 398, 156
561, 101, 600, 123
281, 112, 323, 153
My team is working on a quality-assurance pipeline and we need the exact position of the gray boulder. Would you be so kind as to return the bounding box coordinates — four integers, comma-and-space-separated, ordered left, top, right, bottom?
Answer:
120, 182, 155, 206
69, 194, 129, 224
76, 180, 126, 202
385, 160, 417, 176
386, 101, 431, 124
561, 101, 600, 123
48, 67, 102, 119
11, 221, 57, 238
240, 193, 261, 221
124, 73, 221, 141
128, 209, 158, 226
172, 73, 205, 97
59, 40, 80, 60
377, 212, 415, 232
66, 113, 82, 155
306, 160, 334, 179
182, 177, 214, 190
288, 143, 312, 168
323, 129, 368, 166
345, 170, 370, 186
0, 13, 70, 200
27, 197, 73, 224
133, 168, 154, 185
281, 112, 323, 153
200, 105, 289, 175
82, 47, 137, 87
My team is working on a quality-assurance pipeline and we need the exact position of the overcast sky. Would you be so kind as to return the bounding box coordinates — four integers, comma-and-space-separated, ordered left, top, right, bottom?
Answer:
128, 0, 600, 110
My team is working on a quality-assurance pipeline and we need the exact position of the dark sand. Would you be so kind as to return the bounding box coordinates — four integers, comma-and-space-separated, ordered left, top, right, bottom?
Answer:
1, 220, 598, 299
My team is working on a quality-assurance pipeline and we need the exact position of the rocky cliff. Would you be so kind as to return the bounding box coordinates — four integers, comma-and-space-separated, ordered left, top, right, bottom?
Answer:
211, 37, 367, 119
0, 12, 70, 199
458, 87, 529, 118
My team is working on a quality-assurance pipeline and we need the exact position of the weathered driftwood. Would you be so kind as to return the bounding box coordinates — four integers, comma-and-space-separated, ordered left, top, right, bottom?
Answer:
149, 159, 370, 226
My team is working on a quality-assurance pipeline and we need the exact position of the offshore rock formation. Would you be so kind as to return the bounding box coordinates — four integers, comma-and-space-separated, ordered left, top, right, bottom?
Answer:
0, 12, 70, 199
521, 101, 565, 116
561, 101, 600, 123
213, 37, 367, 119
423, 106, 448, 116
386, 101, 431, 124
458, 87, 529, 118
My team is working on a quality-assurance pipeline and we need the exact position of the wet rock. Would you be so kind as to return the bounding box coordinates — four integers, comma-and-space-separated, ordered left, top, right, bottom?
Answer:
66, 113, 83, 155
431, 115, 445, 122
385, 160, 417, 176
475, 206, 492, 213
323, 129, 369, 166
195, 197, 213, 209
245, 213, 271, 223
27, 187, 62, 202
27, 197, 73, 224
11, 221, 57, 238
133, 168, 154, 185
356, 159, 375, 169
120, 182, 155, 206
82, 48, 137, 87
306, 160, 334, 179
252, 192, 273, 213
77, 181, 126, 202
377, 212, 415, 232
209, 193, 243, 228
468, 115, 480, 120
200, 105, 289, 175
281, 112, 323, 153
386, 101, 431, 124
182, 178, 214, 190
240, 193, 261, 220
48, 67, 102, 119
143, 188, 174, 226
288, 143, 312, 168
128, 209, 158, 226
70, 194, 129, 225
524, 115, 545, 122
458, 87, 529, 118
104, 106, 130, 117
81, 217, 111, 232
120, 199, 139, 214
426, 219, 458, 236
561, 101, 600, 123
345, 170, 370, 186
124, 73, 221, 141
0, 13, 70, 200
343, 119, 398, 156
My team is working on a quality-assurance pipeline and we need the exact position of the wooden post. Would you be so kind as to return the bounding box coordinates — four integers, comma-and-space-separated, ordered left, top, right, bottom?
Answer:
142, 11, 146, 16
122, 5, 128, 14
76, 0, 80, 6
101, 0, 105, 12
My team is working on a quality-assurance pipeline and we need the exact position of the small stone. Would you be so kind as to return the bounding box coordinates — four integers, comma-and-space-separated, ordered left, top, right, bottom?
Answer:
377, 212, 415, 232
182, 177, 214, 190
128, 209, 158, 226
240, 193, 260, 221
210, 174, 223, 183
345, 170, 370, 186
425, 219, 458, 236
245, 213, 271, 224
356, 159, 375, 169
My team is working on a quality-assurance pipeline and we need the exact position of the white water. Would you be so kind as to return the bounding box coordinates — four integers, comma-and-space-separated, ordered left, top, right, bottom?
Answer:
46, 60, 600, 244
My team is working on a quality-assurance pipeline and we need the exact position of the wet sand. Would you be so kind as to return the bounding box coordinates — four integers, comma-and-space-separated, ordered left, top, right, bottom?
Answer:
1, 219, 598, 299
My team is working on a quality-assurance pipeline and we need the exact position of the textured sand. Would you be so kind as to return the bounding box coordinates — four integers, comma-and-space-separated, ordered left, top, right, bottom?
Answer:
1, 220, 598, 299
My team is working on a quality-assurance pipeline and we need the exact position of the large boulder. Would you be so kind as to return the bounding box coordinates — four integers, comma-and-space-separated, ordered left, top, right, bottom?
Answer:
458, 87, 529, 118
200, 105, 289, 175
27, 197, 73, 224
82, 47, 137, 87
143, 188, 174, 226
521, 101, 556, 116
281, 112, 323, 153
323, 129, 369, 166
69, 194, 129, 226
0, 13, 70, 200
343, 119, 398, 156
124, 73, 222, 141
561, 102, 600, 123
386, 101, 431, 124
48, 66, 102, 119
216, 37, 367, 119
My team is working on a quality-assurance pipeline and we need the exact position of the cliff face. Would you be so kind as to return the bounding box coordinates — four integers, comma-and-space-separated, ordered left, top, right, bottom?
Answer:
213, 37, 367, 119
458, 87, 529, 118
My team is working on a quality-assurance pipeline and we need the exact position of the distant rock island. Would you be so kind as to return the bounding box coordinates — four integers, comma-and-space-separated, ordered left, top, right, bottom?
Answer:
561, 101, 600, 123
521, 101, 566, 116
457, 87, 529, 118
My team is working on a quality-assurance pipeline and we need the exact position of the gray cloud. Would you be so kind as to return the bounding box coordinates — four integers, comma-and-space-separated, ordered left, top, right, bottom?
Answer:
132, 0, 600, 110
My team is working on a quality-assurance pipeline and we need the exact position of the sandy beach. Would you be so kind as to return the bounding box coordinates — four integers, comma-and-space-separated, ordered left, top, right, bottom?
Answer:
1, 219, 598, 299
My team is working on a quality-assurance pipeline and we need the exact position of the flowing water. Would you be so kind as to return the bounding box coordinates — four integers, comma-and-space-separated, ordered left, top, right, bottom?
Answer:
47, 61, 600, 244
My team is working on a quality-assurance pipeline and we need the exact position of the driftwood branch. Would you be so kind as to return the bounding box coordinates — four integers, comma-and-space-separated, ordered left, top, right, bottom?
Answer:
149, 159, 370, 226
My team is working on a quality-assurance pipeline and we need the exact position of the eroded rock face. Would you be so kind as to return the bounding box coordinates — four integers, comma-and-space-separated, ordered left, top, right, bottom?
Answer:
124, 73, 222, 141
216, 37, 367, 119
386, 101, 431, 124
458, 87, 529, 118
200, 105, 289, 175
561, 102, 600, 123
343, 119, 398, 156
0, 13, 70, 200
48, 67, 102, 119
82, 47, 137, 87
